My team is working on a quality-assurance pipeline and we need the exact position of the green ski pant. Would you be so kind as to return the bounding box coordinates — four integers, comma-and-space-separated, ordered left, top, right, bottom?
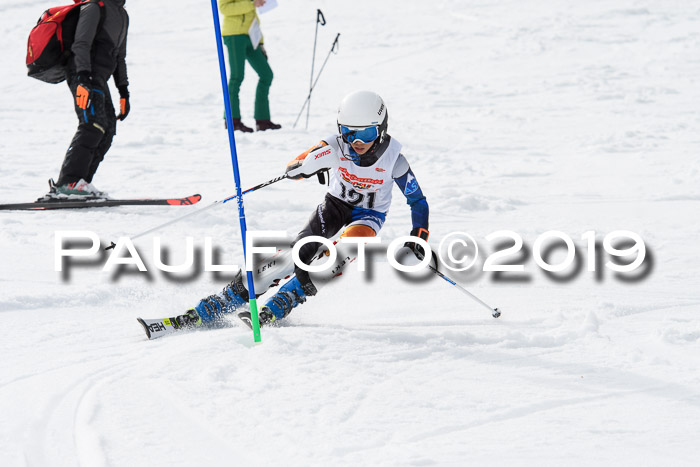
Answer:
223, 34, 273, 120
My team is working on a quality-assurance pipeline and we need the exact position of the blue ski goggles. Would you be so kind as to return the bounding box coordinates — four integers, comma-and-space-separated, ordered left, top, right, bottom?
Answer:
339, 125, 379, 144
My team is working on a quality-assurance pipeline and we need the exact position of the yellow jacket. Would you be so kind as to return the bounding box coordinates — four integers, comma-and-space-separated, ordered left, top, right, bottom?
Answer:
218, 0, 261, 37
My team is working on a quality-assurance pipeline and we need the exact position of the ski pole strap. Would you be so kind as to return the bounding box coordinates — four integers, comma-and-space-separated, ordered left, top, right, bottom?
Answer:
317, 9, 326, 26
331, 33, 340, 53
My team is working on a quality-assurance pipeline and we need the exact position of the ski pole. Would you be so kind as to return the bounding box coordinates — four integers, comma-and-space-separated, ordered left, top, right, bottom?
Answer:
239, 173, 288, 197
426, 254, 501, 318
293, 33, 340, 129
305, 9, 326, 130
105, 173, 288, 249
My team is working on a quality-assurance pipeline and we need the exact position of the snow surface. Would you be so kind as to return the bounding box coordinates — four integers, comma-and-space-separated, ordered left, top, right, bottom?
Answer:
2, 0, 700, 465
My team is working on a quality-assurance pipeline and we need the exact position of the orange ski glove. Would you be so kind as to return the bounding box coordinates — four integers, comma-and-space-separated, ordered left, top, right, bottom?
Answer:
117, 85, 130, 121
74, 72, 92, 110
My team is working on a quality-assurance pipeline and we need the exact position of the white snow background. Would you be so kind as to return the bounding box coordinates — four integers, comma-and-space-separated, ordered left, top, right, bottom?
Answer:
1, 0, 700, 465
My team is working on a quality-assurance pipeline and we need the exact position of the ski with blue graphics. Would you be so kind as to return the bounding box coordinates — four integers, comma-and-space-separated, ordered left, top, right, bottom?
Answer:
0, 194, 201, 211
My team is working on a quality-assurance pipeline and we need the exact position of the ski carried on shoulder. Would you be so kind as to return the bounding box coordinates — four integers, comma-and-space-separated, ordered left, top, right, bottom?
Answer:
0, 194, 202, 211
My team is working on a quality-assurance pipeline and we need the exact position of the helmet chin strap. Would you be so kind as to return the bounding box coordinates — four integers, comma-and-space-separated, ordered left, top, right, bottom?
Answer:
347, 146, 362, 163
349, 140, 382, 166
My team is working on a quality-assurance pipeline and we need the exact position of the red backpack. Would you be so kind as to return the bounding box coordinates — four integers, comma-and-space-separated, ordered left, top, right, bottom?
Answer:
26, 0, 103, 83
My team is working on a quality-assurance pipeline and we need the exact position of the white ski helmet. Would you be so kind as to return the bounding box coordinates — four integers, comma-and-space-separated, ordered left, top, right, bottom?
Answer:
337, 90, 388, 144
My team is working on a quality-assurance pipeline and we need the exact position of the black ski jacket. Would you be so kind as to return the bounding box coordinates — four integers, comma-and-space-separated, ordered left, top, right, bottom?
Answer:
70, 0, 129, 87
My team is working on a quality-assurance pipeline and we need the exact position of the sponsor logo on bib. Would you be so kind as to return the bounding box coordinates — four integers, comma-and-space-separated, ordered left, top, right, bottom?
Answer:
339, 167, 384, 190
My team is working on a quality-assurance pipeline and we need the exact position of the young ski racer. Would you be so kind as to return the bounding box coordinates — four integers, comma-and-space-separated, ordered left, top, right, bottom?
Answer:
139, 91, 430, 337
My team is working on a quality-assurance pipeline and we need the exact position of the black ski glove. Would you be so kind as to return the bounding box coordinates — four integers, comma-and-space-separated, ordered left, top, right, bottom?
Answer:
74, 71, 93, 110
117, 85, 130, 121
404, 227, 429, 260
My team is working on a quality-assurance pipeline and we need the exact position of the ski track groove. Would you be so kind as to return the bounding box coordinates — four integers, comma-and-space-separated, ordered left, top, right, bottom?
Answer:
19, 350, 147, 467
404, 390, 640, 444
146, 379, 257, 465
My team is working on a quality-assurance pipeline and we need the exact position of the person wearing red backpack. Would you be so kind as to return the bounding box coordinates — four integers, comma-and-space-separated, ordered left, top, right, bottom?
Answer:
41, 0, 129, 200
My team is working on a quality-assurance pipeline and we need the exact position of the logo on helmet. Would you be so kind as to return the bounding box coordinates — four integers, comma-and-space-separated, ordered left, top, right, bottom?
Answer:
377, 103, 384, 116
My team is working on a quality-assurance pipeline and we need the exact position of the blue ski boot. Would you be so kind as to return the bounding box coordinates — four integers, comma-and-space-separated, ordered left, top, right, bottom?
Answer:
184, 270, 249, 325
263, 275, 318, 322
237, 275, 317, 329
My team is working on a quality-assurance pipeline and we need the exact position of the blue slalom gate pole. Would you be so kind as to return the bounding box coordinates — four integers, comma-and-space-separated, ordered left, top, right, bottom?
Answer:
209, 0, 261, 343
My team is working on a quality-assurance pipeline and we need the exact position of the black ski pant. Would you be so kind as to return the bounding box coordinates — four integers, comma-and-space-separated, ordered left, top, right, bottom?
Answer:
291, 193, 370, 290
57, 76, 117, 186
293, 194, 354, 264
